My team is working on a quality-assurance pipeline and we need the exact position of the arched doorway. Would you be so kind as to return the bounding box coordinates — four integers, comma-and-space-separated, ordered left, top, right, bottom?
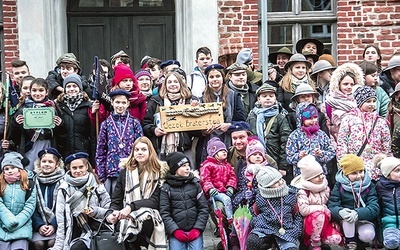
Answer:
67, 0, 175, 76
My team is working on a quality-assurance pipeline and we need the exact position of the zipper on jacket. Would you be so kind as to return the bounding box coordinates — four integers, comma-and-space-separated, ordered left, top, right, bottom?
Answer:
394, 187, 399, 228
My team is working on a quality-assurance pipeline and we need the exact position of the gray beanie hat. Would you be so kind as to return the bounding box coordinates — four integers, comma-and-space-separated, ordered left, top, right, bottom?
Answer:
2, 152, 24, 170
63, 73, 83, 90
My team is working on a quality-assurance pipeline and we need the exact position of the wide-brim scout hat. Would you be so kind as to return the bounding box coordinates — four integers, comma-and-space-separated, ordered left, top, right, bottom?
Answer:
284, 53, 312, 71
290, 84, 319, 101
302, 51, 319, 64
382, 56, 400, 75
269, 47, 293, 64
310, 60, 336, 78
296, 38, 324, 56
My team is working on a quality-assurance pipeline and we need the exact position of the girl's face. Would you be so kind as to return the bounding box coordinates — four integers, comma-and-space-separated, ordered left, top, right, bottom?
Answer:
339, 76, 356, 95
302, 42, 317, 54
364, 47, 380, 64
303, 116, 318, 127
360, 98, 377, 113
347, 170, 365, 182
229, 71, 247, 88
65, 82, 80, 96
30, 83, 48, 102
137, 76, 152, 92
40, 154, 59, 175
214, 150, 227, 162
309, 174, 325, 184
165, 74, 181, 93
319, 70, 333, 83
3, 165, 19, 175
208, 69, 223, 91
175, 162, 191, 177
277, 54, 290, 70
298, 93, 314, 103
134, 142, 150, 164
257, 92, 276, 108
291, 62, 307, 79
389, 165, 400, 182
111, 95, 129, 115
118, 78, 133, 91
269, 179, 284, 188
70, 159, 88, 178
20, 80, 32, 98
364, 72, 378, 87
248, 152, 265, 164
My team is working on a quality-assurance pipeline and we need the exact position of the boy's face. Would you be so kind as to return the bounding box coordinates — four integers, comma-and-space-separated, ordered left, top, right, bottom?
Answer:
20, 80, 32, 99
277, 54, 290, 70
12, 65, 30, 84
257, 92, 276, 107
215, 150, 227, 161
229, 70, 247, 88
248, 152, 264, 164
347, 170, 364, 182
60, 66, 79, 79
389, 165, 400, 182
360, 98, 376, 113
309, 174, 325, 184
30, 83, 48, 102
111, 95, 129, 114
195, 53, 212, 72
303, 116, 318, 127
175, 162, 191, 177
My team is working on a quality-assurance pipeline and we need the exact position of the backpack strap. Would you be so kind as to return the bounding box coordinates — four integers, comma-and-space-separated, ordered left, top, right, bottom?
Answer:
264, 115, 277, 137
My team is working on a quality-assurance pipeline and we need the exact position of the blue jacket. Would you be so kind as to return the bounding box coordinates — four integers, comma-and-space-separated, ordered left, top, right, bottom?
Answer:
0, 171, 36, 241
376, 177, 400, 230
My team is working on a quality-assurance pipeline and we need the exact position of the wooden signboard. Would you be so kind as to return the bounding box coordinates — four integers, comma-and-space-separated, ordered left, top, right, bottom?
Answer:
159, 102, 224, 132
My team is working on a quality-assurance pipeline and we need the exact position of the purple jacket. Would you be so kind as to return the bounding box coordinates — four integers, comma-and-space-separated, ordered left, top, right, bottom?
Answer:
95, 113, 143, 182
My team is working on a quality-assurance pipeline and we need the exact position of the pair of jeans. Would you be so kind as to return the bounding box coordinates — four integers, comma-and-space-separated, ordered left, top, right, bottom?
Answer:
169, 234, 203, 250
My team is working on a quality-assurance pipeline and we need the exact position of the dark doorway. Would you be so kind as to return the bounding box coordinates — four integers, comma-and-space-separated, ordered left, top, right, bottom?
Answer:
67, 0, 175, 77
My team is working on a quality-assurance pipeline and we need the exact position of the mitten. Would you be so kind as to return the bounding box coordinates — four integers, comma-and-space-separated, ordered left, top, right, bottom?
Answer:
173, 229, 188, 242
226, 187, 234, 198
338, 208, 352, 220
244, 189, 253, 201
187, 228, 201, 241
209, 188, 218, 197
347, 210, 359, 223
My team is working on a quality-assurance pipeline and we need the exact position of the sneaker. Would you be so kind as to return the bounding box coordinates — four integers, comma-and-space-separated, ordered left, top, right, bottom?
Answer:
344, 242, 357, 250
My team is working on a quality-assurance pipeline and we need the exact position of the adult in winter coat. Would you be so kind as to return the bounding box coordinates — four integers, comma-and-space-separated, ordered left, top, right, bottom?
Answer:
50, 152, 110, 250
56, 74, 96, 164
379, 55, 400, 96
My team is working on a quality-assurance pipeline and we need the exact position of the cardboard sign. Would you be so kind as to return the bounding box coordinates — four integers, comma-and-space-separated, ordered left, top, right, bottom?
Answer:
23, 107, 55, 129
159, 102, 224, 132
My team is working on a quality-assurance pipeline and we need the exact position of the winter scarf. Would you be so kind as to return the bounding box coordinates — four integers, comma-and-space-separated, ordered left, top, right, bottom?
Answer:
335, 169, 371, 207
165, 172, 194, 187
65, 172, 97, 217
35, 168, 65, 225
325, 91, 357, 126
228, 81, 249, 110
291, 77, 309, 92
301, 124, 320, 138
4, 170, 21, 184
260, 183, 289, 199
160, 96, 184, 155
63, 92, 83, 111
118, 168, 167, 249
252, 103, 280, 146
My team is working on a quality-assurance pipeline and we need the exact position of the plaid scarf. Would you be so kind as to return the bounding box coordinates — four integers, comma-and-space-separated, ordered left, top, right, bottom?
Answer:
63, 92, 83, 111
160, 97, 184, 155
118, 168, 167, 249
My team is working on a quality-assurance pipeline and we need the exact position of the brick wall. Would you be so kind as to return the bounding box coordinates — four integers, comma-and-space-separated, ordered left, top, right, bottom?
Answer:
337, 0, 400, 67
218, 0, 259, 67
3, 0, 18, 73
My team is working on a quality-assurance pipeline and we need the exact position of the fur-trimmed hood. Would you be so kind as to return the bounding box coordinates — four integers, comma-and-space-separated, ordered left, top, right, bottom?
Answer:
119, 157, 169, 184
330, 62, 364, 92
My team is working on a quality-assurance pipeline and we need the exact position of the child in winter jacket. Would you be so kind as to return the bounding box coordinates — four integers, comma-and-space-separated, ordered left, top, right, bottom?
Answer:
375, 154, 400, 249
246, 165, 302, 250
0, 152, 36, 250
160, 152, 209, 250
286, 102, 335, 177
200, 137, 237, 222
328, 154, 379, 250
291, 155, 342, 249
95, 89, 143, 195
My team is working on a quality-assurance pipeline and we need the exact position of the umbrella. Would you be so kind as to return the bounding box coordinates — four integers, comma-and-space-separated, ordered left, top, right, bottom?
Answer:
233, 204, 252, 250
212, 197, 228, 250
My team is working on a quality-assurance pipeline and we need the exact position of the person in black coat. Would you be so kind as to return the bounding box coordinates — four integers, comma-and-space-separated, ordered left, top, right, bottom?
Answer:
160, 152, 209, 250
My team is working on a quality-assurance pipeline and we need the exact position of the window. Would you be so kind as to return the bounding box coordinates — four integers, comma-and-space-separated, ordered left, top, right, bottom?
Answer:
263, 0, 337, 57
73, 0, 171, 11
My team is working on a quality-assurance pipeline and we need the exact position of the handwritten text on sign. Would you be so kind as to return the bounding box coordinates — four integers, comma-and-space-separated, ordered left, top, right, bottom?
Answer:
160, 102, 224, 132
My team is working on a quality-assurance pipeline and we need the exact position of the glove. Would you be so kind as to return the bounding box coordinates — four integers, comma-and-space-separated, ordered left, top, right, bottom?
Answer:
173, 229, 189, 242
226, 187, 234, 198
209, 188, 219, 197
338, 208, 352, 220
347, 210, 359, 223
187, 228, 201, 241
245, 189, 253, 201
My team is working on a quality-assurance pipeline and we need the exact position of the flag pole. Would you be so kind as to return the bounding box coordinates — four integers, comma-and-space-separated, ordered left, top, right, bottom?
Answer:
3, 73, 10, 141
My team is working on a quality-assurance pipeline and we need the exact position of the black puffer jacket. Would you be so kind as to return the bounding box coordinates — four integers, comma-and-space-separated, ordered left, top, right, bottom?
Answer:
56, 99, 96, 163
380, 71, 396, 96
159, 173, 209, 234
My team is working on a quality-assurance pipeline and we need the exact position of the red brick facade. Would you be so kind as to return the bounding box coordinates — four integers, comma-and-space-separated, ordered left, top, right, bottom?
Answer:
3, 0, 18, 73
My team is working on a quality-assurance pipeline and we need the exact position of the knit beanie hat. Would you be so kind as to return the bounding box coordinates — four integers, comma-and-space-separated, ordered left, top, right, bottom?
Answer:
246, 138, 266, 161
353, 85, 376, 107
113, 64, 135, 87
135, 69, 152, 80
297, 155, 323, 180
375, 154, 400, 178
207, 137, 227, 157
166, 152, 190, 175
63, 73, 83, 90
247, 164, 287, 198
301, 103, 318, 123
2, 152, 25, 170
339, 154, 364, 176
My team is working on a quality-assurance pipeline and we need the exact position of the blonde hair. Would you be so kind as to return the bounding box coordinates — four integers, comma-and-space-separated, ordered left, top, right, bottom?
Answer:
0, 169, 28, 197
34, 153, 64, 174
125, 137, 161, 176
279, 64, 315, 93
159, 71, 192, 99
